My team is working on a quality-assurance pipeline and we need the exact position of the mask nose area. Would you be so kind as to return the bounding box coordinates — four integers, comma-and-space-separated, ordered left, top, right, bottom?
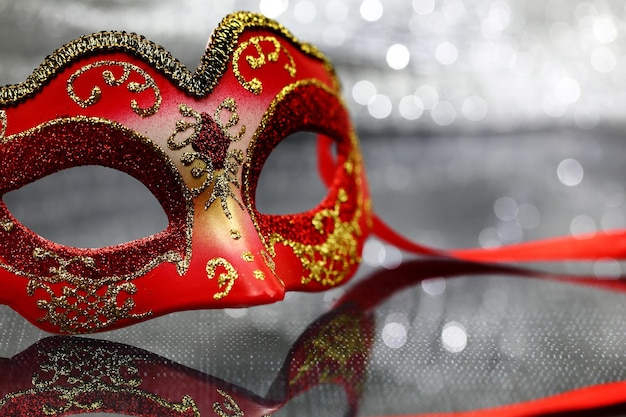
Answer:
177, 200, 287, 309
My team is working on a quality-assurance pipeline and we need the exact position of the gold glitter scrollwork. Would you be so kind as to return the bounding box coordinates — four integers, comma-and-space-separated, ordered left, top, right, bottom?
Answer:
27, 248, 152, 334
0, 341, 201, 416
180, 149, 245, 218
33, 344, 142, 414
67, 60, 162, 117
215, 97, 246, 141
168, 103, 202, 150
0, 109, 6, 141
168, 103, 246, 219
244, 79, 368, 288
179, 151, 215, 197
1, 116, 194, 279
213, 389, 244, 417
206, 258, 238, 300
207, 149, 245, 218
268, 188, 362, 287
1, 12, 335, 106
0, 218, 13, 232
233, 36, 297, 95
288, 312, 371, 395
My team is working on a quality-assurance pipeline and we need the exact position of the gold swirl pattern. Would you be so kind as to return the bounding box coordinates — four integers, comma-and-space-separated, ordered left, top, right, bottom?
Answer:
268, 188, 363, 287
206, 257, 239, 300
0, 12, 333, 106
0, 218, 14, 232
289, 313, 370, 393
232, 36, 297, 95
33, 344, 141, 414
179, 150, 215, 198
66, 60, 162, 117
167, 103, 202, 150
22, 341, 200, 416
213, 389, 244, 417
27, 248, 152, 334
205, 149, 245, 218
215, 97, 247, 141
168, 102, 246, 218
0, 110, 6, 140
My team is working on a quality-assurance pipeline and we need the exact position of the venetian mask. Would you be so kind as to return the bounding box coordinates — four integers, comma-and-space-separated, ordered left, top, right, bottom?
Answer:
1, 11, 624, 335
0, 12, 370, 334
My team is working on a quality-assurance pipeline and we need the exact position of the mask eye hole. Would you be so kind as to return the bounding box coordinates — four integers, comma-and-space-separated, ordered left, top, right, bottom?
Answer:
255, 130, 334, 215
3, 166, 169, 248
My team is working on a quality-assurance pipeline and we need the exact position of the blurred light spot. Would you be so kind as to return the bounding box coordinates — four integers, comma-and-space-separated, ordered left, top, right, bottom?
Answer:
322, 25, 345, 46
259, 0, 288, 18
399, 95, 424, 120
415, 85, 440, 110
591, 46, 616, 73
481, 1, 511, 39
593, 258, 621, 279
412, 0, 435, 15
386, 312, 410, 328
493, 44, 516, 69
427, 10, 451, 34
570, 214, 596, 238
381, 245, 403, 270
325, 0, 348, 23
363, 239, 384, 267
294, 1, 316, 23
442, 0, 466, 23
431, 101, 456, 126
352, 80, 377, 105
225, 308, 247, 318
363, 238, 402, 269
360, 0, 383, 22
368, 94, 392, 119
557, 158, 583, 186
497, 220, 523, 243
382, 322, 408, 349
494, 196, 518, 221
575, 2, 597, 22
435, 42, 458, 65
479, 227, 502, 248
601, 210, 625, 231
422, 278, 446, 295
593, 16, 617, 43
554, 77, 581, 104
511, 52, 535, 76
462, 96, 488, 121
549, 21, 575, 47
441, 321, 467, 353
385, 165, 411, 190
387, 44, 411, 70
517, 204, 541, 230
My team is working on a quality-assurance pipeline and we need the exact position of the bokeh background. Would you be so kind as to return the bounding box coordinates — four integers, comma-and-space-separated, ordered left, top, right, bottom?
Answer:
1, 1, 626, 416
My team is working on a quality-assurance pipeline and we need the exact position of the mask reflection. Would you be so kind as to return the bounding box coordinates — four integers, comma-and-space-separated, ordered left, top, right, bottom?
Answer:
2, 259, 626, 417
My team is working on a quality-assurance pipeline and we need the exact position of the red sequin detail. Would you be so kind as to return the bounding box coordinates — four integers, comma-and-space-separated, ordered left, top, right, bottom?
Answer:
193, 113, 231, 170
244, 83, 359, 246
0, 120, 189, 279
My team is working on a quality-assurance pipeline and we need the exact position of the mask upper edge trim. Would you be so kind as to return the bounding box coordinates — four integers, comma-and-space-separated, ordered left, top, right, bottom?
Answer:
0, 11, 335, 106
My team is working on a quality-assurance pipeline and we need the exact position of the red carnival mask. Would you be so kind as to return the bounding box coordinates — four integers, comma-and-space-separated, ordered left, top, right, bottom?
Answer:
0, 12, 370, 333
2, 11, 626, 334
